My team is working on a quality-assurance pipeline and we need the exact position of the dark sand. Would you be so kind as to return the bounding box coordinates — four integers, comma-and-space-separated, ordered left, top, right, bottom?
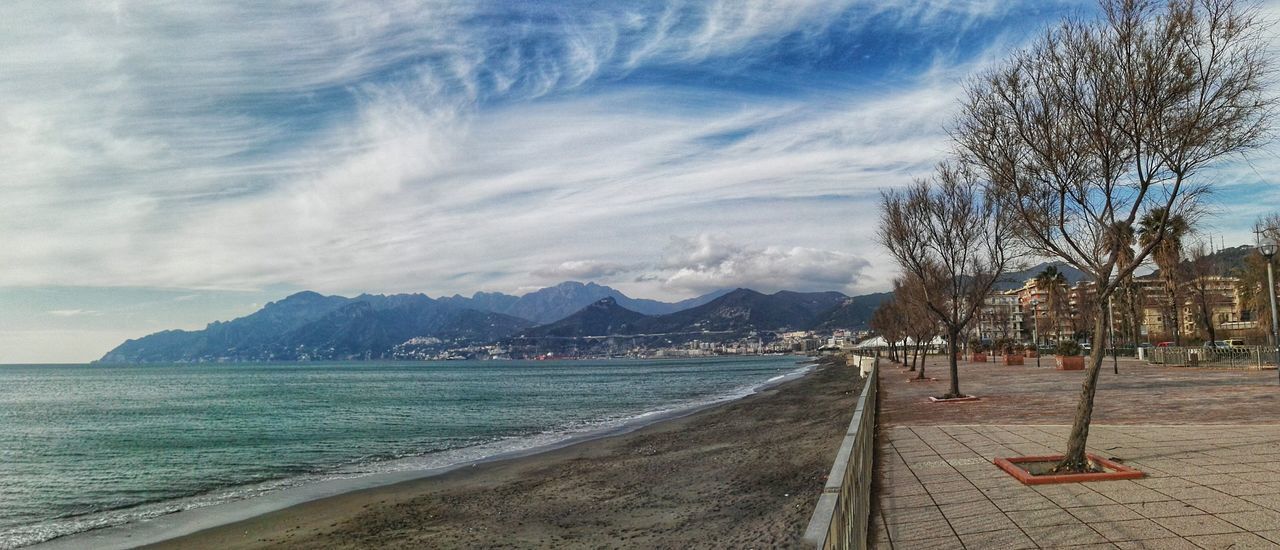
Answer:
145, 356, 863, 549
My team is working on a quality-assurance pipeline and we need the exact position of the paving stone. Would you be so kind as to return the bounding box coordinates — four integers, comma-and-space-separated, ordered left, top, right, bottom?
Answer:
944, 511, 1020, 535
1257, 530, 1280, 544
1184, 531, 1280, 549
931, 488, 994, 504
1134, 477, 1200, 490
923, 480, 977, 494
881, 483, 929, 497
882, 505, 945, 525
1066, 504, 1145, 522
1113, 537, 1203, 549
883, 519, 956, 542
1211, 482, 1280, 498
1179, 474, 1242, 485
1042, 544, 1119, 549
1241, 493, 1280, 509
1006, 507, 1082, 528
1090, 486, 1172, 505
1087, 519, 1178, 542
957, 528, 1037, 549
1151, 514, 1245, 537
1215, 509, 1280, 531
1182, 495, 1261, 514
1125, 500, 1206, 518
1021, 522, 1109, 547
937, 499, 1001, 519
1047, 491, 1120, 508
886, 534, 964, 549
1231, 471, 1280, 483
1152, 485, 1227, 501
990, 494, 1059, 512
881, 494, 936, 510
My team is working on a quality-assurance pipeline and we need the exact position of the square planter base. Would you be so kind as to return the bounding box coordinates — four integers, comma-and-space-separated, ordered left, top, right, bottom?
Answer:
906, 377, 937, 383
993, 453, 1144, 485
1056, 357, 1086, 370
928, 395, 981, 403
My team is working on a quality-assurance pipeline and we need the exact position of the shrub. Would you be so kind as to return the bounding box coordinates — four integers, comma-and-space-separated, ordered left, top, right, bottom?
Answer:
1055, 340, 1082, 356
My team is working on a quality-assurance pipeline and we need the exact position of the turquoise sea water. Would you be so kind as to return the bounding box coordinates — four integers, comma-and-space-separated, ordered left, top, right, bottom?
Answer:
0, 357, 806, 548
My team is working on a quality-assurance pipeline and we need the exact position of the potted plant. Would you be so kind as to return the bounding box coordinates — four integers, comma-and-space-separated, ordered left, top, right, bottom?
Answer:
1024, 344, 1038, 358
1003, 342, 1024, 365
970, 340, 988, 362
1055, 341, 1085, 370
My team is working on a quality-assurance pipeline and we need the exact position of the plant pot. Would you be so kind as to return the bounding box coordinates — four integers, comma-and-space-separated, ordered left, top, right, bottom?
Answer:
1004, 354, 1024, 366
1024, 350, 1038, 358
1056, 356, 1085, 370
971, 353, 987, 362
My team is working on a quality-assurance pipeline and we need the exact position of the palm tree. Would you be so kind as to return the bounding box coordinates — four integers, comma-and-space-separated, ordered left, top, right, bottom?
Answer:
1138, 208, 1189, 345
1102, 222, 1140, 347
1034, 266, 1069, 344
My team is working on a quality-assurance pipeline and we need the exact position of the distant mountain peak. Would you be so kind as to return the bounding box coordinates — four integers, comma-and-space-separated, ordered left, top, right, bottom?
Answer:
279, 290, 327, 302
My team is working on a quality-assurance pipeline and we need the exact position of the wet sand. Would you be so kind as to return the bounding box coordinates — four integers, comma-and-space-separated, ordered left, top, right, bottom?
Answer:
145, 356, 862, 549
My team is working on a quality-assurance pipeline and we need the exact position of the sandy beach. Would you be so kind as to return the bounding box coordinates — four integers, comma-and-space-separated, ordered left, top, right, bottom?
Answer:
142, 356, 862, 549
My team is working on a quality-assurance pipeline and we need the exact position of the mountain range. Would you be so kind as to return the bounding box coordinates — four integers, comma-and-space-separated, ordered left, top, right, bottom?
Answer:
438, 281, 731, 324
98, 283, 888, 362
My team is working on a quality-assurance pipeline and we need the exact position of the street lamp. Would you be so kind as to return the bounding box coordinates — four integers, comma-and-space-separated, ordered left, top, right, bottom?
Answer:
1032, 299, 1042, 368
1257, 230, 1280, 384
1108, 294, 1118, 374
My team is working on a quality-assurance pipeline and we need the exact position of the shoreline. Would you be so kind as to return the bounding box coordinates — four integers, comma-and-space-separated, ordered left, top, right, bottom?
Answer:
32, 359, 825, 550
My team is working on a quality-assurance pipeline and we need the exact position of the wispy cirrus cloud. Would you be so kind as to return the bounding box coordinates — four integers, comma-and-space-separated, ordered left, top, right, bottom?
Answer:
10, 0, 1278, 362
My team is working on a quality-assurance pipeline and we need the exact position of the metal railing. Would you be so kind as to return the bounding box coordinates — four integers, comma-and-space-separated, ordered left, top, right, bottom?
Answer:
804, 354, 878, 549
1149, 346, 1272, 369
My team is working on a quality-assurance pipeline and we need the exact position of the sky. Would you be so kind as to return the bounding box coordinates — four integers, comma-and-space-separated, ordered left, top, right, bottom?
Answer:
2, 0, 1278, 363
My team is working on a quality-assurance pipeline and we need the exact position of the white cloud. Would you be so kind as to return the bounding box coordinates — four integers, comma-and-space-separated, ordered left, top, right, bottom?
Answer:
8, 0, 1263, 308
46, 309, 100, 317
655, 234, 871, 294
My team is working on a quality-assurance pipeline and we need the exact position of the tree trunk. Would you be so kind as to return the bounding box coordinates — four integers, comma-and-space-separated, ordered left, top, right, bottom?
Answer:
1057, 305, 1109, 472
1168, 285, 1182, 346
918, 342, 927, 378
948, 327, 961, 398
1204, 306, 1217, 345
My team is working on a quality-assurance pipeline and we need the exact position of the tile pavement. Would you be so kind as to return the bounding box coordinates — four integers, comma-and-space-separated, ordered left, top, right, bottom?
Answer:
875, 355, 1280, 544
871, 424, 1280, 549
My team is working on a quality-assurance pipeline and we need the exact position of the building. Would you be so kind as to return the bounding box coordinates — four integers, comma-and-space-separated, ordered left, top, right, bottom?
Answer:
975, 290, 1023, 342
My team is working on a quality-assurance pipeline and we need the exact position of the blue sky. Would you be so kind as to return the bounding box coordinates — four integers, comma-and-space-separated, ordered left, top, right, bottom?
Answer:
2, 0, 1278, 363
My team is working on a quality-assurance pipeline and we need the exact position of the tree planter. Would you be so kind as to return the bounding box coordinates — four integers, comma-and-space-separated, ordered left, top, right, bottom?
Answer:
1025, 350, 1038, 358
1003, 354, 1024, 365
1056, 356, 1085, 370
906, 377, 937, 383
928, 395, 981, 402
971, 353, 987, 362
993, 454, 1144, 485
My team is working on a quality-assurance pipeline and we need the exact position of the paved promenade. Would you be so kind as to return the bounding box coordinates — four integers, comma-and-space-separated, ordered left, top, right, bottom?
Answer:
871, 357, 1280, 549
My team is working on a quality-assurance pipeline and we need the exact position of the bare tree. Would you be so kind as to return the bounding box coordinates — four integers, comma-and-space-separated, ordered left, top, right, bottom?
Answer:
896, 274, 943, 378
954, 0, 1273, 471
870, 298, 906, 362
879, 161, 1013, 399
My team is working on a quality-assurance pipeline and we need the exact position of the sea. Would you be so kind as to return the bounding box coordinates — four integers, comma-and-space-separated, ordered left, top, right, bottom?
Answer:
0, 356, 809, 548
